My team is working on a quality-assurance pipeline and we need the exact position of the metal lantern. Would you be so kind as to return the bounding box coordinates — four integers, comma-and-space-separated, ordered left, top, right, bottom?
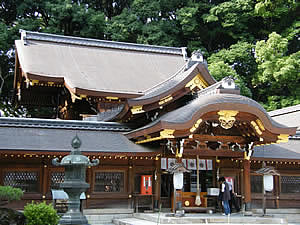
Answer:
52, 135, 99, 225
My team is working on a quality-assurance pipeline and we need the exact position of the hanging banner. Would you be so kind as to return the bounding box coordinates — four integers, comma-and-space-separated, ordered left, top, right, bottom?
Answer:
199, 159, 206, 170
206, 160, 213, 170
161, 158, 213, 170
168, 158, 176, 169
187, 159, 197, 170
182, 159, 188, 168
161, 158, 167, 170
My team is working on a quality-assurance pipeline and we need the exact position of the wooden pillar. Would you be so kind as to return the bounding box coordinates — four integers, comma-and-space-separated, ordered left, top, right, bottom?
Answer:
154, 158, 161, 210
128, 160, 134, 209
42, 164, 48, 199
274, 175, 280, 208
243, 159, 251, 211
86, 165, 93, 209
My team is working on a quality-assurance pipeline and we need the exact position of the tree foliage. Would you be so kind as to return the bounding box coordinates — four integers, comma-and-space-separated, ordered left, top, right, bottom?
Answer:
0, 0, 299, 115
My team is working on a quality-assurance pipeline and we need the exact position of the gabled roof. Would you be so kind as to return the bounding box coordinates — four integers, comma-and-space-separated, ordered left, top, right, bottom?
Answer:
15, 30, 187, 98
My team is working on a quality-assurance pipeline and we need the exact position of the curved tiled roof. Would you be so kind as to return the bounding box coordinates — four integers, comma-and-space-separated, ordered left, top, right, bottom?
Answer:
128, 63, 216, 106
126, 93, 296, 138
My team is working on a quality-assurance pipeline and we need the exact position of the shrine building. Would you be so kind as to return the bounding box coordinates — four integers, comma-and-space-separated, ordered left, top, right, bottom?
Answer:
0, 30, 299, 211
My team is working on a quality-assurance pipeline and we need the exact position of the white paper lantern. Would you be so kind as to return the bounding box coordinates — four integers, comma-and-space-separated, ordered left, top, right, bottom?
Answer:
173, 172, 184, 189
264, 175, 273, 192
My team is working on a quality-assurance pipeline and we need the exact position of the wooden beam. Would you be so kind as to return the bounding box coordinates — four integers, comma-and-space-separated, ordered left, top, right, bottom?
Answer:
190, 134, 246, 143
183, 149, 243, 157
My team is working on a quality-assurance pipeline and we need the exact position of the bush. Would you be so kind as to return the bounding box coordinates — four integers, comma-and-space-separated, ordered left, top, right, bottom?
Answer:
24, 201, 60, 225
0, 186, 23, 205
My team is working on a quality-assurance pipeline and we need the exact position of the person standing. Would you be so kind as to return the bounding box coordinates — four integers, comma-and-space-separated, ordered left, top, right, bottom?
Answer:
218, 177, 231, 216
228, 181, 240, 212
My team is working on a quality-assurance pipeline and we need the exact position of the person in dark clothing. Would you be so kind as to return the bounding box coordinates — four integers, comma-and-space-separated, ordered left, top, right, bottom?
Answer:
228, 182, 240, 212
218, 177, 231, 215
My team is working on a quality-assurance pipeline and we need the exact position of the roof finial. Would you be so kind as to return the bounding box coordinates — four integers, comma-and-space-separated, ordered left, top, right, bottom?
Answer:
71, 135, 81, 149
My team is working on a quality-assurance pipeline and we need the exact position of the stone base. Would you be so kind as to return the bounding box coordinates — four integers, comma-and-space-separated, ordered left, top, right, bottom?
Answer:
59, 211, 89, 225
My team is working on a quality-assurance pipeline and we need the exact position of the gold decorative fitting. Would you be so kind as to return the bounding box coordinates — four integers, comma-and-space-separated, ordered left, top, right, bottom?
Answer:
256, 119, 265, 131
106, 96, 119, 100
31, 80, 39, 86
277, 134, 289, 143
176, 148, 182, 158
185, 74, 208, 90
244, 151, 251, 160
159, 95, 173, 105
217, 110, 238, 129
71, 92, 81, 103
190, 119, 203, 133
131, 105, 144, 114
250, 121, 263, 135
135, 136, 162, 144
136, 129, 174, 144
160, 129, 175, 138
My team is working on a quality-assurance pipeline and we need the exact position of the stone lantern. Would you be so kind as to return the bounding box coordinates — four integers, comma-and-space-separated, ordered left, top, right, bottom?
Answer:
52, 135, 99, 225
167, 162, 190, 216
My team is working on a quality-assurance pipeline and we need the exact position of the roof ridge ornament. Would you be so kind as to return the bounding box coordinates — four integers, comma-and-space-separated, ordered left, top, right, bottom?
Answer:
186, 49, 208, 70
19, 29, 185, 55
221, 76, 236, 89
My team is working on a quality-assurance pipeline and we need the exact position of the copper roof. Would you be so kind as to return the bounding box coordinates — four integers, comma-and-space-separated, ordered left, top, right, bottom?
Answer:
15, 30, 186, 97
126, 93, 297, 140
128, 63, 216, 106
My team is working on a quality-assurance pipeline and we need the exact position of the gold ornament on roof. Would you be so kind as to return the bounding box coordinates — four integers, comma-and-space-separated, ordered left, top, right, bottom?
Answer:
217, 110, 239, 129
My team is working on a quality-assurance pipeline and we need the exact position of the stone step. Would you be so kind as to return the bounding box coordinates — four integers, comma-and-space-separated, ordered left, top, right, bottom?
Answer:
84, 208, 134, 214
252, 208, 300, 214
130, 212, 288, 224
86, 213, 133, 225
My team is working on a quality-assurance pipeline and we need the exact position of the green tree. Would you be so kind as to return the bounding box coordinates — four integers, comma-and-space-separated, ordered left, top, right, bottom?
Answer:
207, 41, 255, 97
254, 32, 300, 110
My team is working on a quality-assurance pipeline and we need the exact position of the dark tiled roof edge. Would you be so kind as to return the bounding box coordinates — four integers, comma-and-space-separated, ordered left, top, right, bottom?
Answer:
0, 117, 131, 132
269, 104, 300, 117
20, 30, 185, 55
